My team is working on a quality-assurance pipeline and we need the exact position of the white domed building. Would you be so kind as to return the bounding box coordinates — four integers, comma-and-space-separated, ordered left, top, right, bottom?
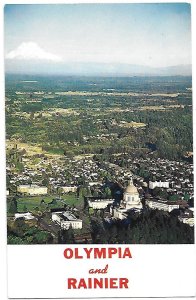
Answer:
122, 178, 142, 210
111, 178, 142, 220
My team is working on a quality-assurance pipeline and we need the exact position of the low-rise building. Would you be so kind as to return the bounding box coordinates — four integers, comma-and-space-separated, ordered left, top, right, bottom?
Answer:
15, 212, 35, 220
178, 208, 194, 227
17, 184, 48, 195
149, 181, 170, 189
178, 215, 194, 227
111, 207, 128, 220
146, 199, 179, 212
88, 181, 102, 187
52, 210, 82, 230
87, 197, 115, 209
60, 186, 77, 193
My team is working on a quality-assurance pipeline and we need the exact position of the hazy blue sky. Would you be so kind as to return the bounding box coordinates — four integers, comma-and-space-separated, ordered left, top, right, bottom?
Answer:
4, 3, 191, 74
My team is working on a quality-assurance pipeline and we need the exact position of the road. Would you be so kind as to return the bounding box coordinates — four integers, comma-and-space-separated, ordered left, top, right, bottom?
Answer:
38, 218, 60, 236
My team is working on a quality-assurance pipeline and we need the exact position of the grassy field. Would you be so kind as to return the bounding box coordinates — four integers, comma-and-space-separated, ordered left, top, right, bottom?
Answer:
7, 141, 44, 156
61, 194, 84, 209
16, 193, 84, 212
17, 195, 56, 212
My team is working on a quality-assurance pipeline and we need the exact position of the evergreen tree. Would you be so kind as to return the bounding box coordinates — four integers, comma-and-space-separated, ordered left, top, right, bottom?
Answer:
9, 197, 18, 214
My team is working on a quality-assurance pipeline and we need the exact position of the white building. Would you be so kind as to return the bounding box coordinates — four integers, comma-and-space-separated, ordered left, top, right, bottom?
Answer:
149, 181, 170, 189
112, 207, 128, 220
17, 185, 48, 196
88, 182, 102, 187
178, 216, 194, 227
146, 199, 179, 212
60, 186, 77, 193
111, 178, 143, 220
52, 210, 82, 230
122, 179, 143, 210
88, 198, 115, 209
15, 212, 35, 220
178, 208, 194, 227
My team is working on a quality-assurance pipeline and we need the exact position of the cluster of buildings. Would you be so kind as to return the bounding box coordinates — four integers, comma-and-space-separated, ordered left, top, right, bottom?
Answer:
12, 175, 194, 230
129, 157, 193, 199
7, 146, 194, 229
108, 155, 193, 201
85, 178, 143, 220
85, 176, 194, 226
7, 150, 104, 195
8, 146, 193, 204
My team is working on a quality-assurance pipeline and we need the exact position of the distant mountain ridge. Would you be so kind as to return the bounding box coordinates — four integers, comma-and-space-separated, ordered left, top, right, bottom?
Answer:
67, 63, 191, 76
154, 64, 192, 76
5, 61, 192, 76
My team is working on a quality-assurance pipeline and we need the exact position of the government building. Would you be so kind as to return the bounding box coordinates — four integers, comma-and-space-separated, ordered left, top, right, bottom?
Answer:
52, 210, 82, 230
111, 178, 143, 219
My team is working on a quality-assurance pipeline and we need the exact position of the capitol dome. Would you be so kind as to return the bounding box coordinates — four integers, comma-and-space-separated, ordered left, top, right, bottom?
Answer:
124, 179, 139, 195
122, 178, 142, 210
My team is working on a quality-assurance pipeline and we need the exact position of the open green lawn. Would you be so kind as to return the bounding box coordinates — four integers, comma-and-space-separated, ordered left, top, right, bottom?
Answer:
61, 194, 84, 208
17, 195, 55, 212
16, 193, 84, 212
